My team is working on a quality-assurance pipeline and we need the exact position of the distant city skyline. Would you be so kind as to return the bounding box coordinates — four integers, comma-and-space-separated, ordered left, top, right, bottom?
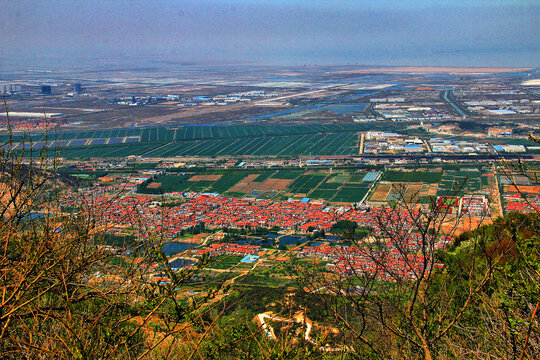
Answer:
1, 0, 538, 70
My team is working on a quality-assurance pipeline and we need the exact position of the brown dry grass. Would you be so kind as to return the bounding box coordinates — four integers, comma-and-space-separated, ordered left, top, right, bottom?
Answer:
441, 217, 493, 236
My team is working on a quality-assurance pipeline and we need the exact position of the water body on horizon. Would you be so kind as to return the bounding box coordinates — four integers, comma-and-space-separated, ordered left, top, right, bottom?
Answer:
244, 90, 383, 122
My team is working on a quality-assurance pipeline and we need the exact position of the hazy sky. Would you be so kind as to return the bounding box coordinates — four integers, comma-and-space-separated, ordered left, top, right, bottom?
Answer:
1, 0, 539, 68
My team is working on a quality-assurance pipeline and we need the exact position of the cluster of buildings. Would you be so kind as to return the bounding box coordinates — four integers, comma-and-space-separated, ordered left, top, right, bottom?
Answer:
0, 111, 65, 131
460, 195, 489, 216
176, 90, 278, 107
429, 138, 492, 153
429, 139, 529, 153
370, 99, 449, 122
492, 145, 527, 153
435, 195, 488, 216
464, 99, 539, 115
503, 193, 540, 213
300, 233, 448, 281
108, 95, 168, 106
57, 188, 423, 239
363, 132, 427, 154
0, 83, 22, 94
362, 131, 528, 156
54, 184, 492, 280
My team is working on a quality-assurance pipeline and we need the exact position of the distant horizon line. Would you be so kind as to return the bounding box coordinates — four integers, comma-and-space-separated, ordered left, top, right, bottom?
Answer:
0, 60, 537, 73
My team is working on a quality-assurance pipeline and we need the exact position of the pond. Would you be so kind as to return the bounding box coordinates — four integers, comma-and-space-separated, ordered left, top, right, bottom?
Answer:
162, 242, 196, 256
279, 236, 308, 246
168, 258, 195, 269
322, 103, 368, 114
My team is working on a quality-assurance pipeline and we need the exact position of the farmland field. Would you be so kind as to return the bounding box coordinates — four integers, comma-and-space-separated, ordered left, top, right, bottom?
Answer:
254, 171, 275, 182
332, 185, 371, 203
13, 123, 372, 159
130, 166, 502, 207
139, 173, 249, 194
287, 174, 326, 194
348, 172, 368, 183
370, 183, 392, 202
381, 170, 442, 183
310, 189, 338, 201
9, 123, 370, 142
437, 170, 483, 196
57, 143, 160, 159
271, 170, 303, 179
316, 181, 341, 190
327, 173, 349, 184
209, 174, 250, 193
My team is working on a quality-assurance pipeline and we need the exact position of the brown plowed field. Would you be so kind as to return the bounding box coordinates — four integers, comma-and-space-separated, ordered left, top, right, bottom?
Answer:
188, 174, 223, 182
228, 174, 260, 193
421, 184, 438, 196
258, 178, 293, 191
371, 184, 391, 201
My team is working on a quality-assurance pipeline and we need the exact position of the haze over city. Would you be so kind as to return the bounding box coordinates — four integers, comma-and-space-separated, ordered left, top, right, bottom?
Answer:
1, 0, 539, 70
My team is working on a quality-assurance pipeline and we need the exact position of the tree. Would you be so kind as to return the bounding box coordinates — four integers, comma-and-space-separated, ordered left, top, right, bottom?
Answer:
447, 212, 540, 359
296, 182, 495, 359
0, 102, 215, 359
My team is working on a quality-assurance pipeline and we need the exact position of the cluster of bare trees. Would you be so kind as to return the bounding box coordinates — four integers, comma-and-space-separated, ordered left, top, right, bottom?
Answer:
295, 152, 539, 359
0, 104, 220, 359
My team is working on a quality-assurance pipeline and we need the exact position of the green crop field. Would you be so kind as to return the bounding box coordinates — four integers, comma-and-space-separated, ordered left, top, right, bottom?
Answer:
381, 170, 442, 183
253, 171, 275, 182
56, 143, 160, 159
481, 174, 490, 187
317, 181, 341, 190
138, 173, 250, 194
3, 122, 391, 145
17, 123, 368, 159
222, 191, 245, 198
139, 174, 190, 194
310, 189, 339, 201
327, 173, 349, 184
209, 174, 250, 193
437, 171, 482, 196
271, 170, 302, 179
287, 174, 326, 194
348, 172, 368, 183
332, 185, 371, 203
210, 255, 243, 270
